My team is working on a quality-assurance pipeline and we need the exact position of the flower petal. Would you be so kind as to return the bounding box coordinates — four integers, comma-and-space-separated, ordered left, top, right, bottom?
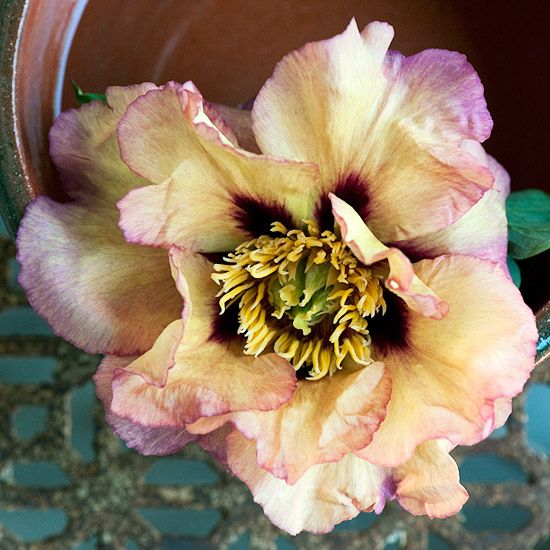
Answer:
94, 355, 195, 455
396, 145, 510, 269
17, 198, 181, 355
230, 363, 391, 483
226, 431, 386, 535
50, 83, 157, 201
17, 84, 182, 355
331, 194, 448, 319
358, 255, 537, 467
169, 247, 219, 349
252, 20, 493, 241
392, 440, 468, 518
117, 83, 319, 252
209, 103, 260, 153
110, 334, 297, 427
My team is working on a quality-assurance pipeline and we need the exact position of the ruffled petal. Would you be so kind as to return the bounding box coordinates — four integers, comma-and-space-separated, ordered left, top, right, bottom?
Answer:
94, 355, 195, 455
392, 440, 468, 518
396, 145, 510, 269
331, 194, 448, 319
17, 198, 181, 355
110, 334, 297, 427
252, 20, 493, 241
358, 255, 537, 467
226, 431, 386, 535
17, 84, 181, 355
50, 83, 157, 202
117, 83, 319, 252
230, 362, 391, 483
169, 247, 219, 349
209, 104, 260, 154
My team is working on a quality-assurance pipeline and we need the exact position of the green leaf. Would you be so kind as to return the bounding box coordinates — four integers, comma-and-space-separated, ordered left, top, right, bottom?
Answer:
72, 80, 107, 105
506, 189, 550, 259
506, 254, 521, 287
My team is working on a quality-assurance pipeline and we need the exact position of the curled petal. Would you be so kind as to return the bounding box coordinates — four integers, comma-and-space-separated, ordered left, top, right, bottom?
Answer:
331, 194, 448, 319
392, 440, 468, 518
169, 247, 219, 349
253, 20, 493, 241
110, 335, 297, 427
396, 145, 510, 270
209, 103, 260, 154
230, 363, 391, 483
117, 83, 319, 252
94, 356, 195, 455
226, 431, 386, 535
358, 255, 537, 467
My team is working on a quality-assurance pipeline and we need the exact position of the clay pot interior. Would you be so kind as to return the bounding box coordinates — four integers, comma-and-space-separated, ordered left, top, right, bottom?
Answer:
10, 0, 550, 309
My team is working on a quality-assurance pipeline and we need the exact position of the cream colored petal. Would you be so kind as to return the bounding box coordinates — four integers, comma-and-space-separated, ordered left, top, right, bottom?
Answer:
392, 440, 468, 518
230, 363, 391, 483
110, 338, 297, 428
17, 84, 181, 355
169, 247, 219, 349
331, 194, 448, 319
252, 20, 493, 242
94, 355, 195, 455
117, 83, 320, 252
358, 255, 537, 467
226, 431, 386, 535
396, 145, 510, 270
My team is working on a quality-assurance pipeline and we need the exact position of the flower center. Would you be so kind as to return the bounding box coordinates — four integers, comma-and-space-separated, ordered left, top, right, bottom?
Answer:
212, 220, 386, 379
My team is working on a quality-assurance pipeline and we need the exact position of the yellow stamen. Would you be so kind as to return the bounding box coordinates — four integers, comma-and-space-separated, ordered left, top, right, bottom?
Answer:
212, 219, 386, 379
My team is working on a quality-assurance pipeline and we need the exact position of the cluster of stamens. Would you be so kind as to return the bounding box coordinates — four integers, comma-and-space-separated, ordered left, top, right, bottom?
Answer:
212, 220, 386, 379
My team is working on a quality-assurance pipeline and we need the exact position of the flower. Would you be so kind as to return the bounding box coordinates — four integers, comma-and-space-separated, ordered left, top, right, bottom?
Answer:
16, 20, 537, 535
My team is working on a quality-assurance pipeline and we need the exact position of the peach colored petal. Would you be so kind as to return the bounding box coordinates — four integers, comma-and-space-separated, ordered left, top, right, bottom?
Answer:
168, 247, 219, 349
252, 20, 493, 242
392, 440, 468, 518
49, 83, 157, 202
226, 431, 386, 535
395, 144, 510, 270
94, 355, 195, 455
209, 103, 260, 153
358, 255, 537, 467
117, 83, 319, 252
110, 338, 297, 428
331, 194, 448, 319
230, 363, 391, 483
492, 398, 513, 432
17, 85, 181, 355
17, 198, 181, 355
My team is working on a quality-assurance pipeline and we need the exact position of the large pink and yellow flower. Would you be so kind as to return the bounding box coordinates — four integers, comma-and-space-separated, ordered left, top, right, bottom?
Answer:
17, 21, 537, 534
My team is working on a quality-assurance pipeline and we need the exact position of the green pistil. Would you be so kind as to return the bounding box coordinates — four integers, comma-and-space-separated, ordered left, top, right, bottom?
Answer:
268, 261, 338, 335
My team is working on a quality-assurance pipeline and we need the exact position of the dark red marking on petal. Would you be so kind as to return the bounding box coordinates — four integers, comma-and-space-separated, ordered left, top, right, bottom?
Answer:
369, 292, 410, 355
232, 194, 294, 237
200, 252, 227, 264
209, 302, 241, 343
315, 173, 370, 230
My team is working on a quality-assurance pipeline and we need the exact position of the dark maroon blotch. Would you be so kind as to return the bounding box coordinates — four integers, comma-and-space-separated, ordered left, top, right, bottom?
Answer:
209, 301, 241, 343
232, 194, 294, 237
368, 292, 410, 355
315, 172, 370, 230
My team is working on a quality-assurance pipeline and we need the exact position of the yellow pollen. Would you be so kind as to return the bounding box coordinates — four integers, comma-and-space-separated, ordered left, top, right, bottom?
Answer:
212, 220, 386, 379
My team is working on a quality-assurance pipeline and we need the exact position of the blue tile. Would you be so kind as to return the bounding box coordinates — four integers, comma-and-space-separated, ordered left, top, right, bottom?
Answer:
145, 459, 219, 486
0, 509, 67, 541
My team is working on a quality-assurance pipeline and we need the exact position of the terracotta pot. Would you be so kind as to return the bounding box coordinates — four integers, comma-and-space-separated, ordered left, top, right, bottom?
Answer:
0, 0, 548, 308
